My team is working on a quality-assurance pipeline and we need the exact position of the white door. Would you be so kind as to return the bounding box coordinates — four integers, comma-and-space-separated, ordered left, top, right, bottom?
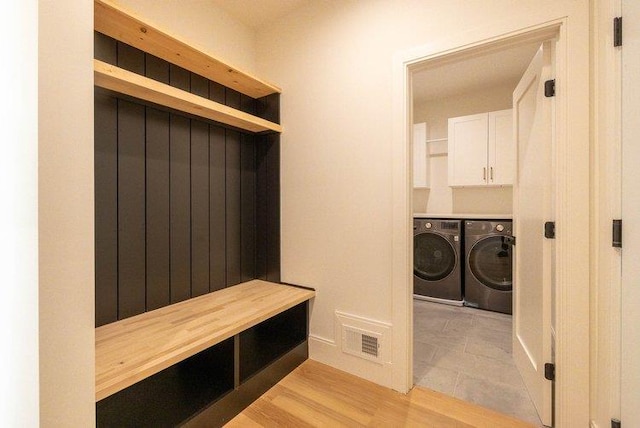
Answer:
448, 113, 488, 186
621, 0, 640, 425
512, 43, 554, 426
488, 109, 514, 186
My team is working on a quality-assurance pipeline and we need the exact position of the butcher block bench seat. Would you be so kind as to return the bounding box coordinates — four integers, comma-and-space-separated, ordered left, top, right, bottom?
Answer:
95, 279, 315, 402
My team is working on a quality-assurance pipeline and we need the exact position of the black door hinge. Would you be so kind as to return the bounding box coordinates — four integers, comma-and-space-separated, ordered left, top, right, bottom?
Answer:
611, 418, 621, 428
544, 79, 556, 97
544, 363, 555, 381
613, 219, 622, 248
544, 221, 555, 239
614, 17, 622, 47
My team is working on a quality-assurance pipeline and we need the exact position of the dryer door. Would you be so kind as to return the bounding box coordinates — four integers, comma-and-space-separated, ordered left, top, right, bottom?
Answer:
468, 236, 512, 291
414, 232, 456, 281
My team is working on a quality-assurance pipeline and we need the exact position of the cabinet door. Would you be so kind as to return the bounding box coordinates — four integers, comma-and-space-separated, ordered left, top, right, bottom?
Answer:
413, 123, 429, 188
488, 109, 514, 185
448, 113, 488, 186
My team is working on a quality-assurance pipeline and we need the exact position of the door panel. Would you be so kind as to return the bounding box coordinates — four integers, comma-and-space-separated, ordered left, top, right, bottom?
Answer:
622, 0, 640, 424
488, 109, 514, 185
512, 43, 553, 426
448, 113, 488, 186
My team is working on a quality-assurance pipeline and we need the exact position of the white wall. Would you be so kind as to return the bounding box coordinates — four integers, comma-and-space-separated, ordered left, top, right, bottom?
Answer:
39, 1, 95, 425
255, 0, 589, 401
115, 0, 257, 74
0, 1, 39, 426
413, 83, 515, 214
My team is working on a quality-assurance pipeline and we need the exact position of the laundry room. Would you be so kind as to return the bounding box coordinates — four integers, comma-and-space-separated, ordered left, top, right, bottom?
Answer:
410, 41, 546, 425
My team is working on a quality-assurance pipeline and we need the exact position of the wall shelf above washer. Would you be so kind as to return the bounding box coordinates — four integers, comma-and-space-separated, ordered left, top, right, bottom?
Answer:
94, 0, 280, 99
94, 59, 282, 133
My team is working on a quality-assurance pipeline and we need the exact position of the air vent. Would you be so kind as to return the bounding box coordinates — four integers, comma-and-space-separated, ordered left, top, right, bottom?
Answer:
441, 221, 459, 231
342, 325, 383, 363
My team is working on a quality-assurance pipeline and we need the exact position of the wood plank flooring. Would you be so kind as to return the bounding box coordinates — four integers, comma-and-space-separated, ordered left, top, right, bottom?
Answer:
225, 359, 535, 427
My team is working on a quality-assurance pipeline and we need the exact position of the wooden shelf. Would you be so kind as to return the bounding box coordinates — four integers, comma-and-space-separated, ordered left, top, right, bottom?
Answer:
94, 60, 282, 133
94, 0, 280, 99
95, 280, 315, 401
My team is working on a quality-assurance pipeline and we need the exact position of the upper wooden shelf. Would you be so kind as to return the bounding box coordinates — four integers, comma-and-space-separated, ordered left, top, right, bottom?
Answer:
95, 280, 315, 402
94, 0, 281, 99
95, 59, 282, 133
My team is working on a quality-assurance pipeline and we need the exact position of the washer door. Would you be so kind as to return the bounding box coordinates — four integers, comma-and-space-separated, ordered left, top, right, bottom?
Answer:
468, 236, 513, 291
414, 232, 456, 281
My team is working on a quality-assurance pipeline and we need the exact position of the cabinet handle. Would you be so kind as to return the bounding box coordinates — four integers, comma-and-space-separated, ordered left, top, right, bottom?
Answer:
490, 167, 494, 181
483, 167, 486, 181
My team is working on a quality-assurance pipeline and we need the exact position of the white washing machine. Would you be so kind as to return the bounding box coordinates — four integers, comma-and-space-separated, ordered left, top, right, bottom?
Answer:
413, 219, 463, 304
464, 220, 513, 314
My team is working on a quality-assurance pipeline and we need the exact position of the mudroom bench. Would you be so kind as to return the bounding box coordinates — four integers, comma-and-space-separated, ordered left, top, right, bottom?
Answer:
95, 280, 315, 427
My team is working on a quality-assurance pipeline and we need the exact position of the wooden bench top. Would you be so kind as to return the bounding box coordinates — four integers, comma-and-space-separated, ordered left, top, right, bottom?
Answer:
95, 280, 315, 401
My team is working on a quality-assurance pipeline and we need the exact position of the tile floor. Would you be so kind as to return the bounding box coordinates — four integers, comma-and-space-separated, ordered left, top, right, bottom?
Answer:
413, 299, 543, 426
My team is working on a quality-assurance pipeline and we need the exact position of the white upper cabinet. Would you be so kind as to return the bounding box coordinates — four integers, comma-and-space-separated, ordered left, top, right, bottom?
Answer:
447, 109, 513, 187
413, 123, 429, 188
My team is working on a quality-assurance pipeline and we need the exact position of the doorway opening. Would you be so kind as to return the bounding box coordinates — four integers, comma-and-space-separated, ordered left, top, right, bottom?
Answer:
410, 40, 545, 426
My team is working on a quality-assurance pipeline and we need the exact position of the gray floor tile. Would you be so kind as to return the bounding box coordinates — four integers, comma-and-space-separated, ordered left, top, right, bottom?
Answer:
414, 363, 459, 396
430, 346, 478, 372
465, 335, 512, 362
453, 373, 542, 426
473, 314, 513, 332
414, 299, 541, 426
413, 340, 437, 363
414, 330, 467, 352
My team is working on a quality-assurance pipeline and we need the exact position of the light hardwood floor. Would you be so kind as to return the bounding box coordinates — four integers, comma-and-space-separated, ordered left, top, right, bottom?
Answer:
225, 359, 535, 427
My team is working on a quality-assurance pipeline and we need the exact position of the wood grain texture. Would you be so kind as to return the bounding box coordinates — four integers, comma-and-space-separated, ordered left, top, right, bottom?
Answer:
95, 280, 315, 401
225, 360, 536, 428
94, 60, 282, 133
94, 0, 280, 98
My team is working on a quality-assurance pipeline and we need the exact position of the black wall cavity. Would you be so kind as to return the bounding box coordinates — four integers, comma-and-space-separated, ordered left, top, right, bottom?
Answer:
95, 33, 281, 326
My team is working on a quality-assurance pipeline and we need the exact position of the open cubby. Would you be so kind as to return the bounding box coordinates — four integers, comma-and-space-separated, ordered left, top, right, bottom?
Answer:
97, 338, 234, 427
239, 302, 308, 383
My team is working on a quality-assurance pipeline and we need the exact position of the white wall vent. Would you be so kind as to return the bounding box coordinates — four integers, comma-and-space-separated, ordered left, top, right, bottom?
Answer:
342, 325, 383, 363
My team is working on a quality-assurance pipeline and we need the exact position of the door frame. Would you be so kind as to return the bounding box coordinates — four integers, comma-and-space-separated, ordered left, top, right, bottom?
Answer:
391, 15, 590, 428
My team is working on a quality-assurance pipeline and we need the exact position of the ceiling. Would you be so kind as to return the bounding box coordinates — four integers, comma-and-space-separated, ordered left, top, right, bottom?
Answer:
208, 0, 311, 30
412, 42, 541, 102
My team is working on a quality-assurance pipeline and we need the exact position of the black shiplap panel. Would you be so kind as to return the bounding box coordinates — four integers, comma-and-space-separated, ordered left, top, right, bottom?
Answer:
117, 42, 145, 74
225, 89, 242, 110
255, 138, 267, 280
209, 82, 225, 104
256, 94, 280, 124
191, 73, 209, 98
209, 126, 226, 292
256, 134, 281, 283
170, 64, 190, 92
225, 130, 242, 286
145, 108, 171, 311
145, 54, 170, 84
191, 121, 210, 297
240, 134, 256, 282
117, 100, 147, 319
94, 33, 116, 64
265, 135, 281, 282
240, 95, 256, 115
95, 89, 118, 327
170, 114, 191, 304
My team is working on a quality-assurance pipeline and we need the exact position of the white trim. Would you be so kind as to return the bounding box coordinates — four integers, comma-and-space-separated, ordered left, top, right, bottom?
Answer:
392, 10, 590, 428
